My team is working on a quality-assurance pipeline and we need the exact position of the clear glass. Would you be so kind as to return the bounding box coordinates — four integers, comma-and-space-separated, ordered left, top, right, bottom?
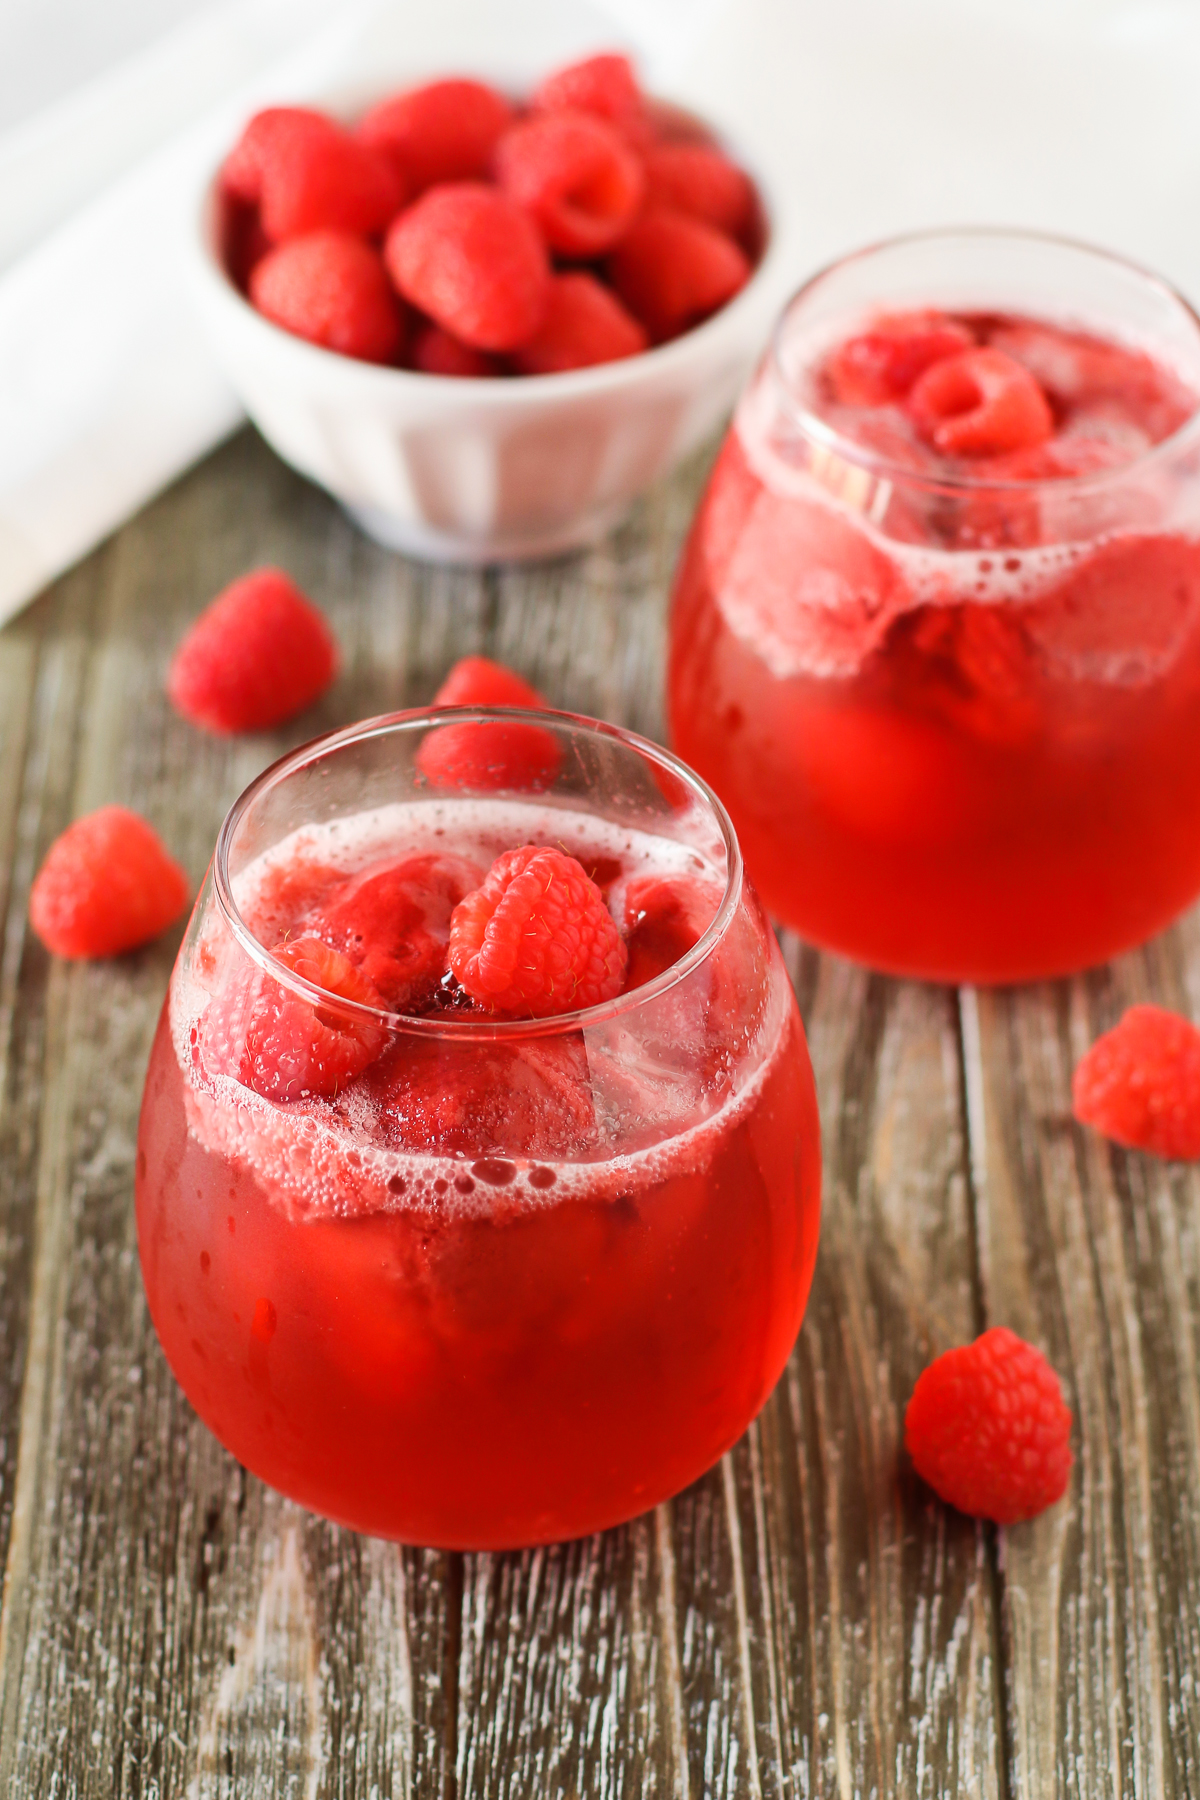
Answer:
668, 229, 1200, 982
135, 708, 821, 1548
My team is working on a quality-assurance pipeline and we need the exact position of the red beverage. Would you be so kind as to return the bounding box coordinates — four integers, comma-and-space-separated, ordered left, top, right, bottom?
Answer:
136, 713, 820, 1547
669, 232, 1200, 981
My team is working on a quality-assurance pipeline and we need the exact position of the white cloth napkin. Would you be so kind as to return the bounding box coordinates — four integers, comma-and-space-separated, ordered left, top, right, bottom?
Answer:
1, 0, 1198, 625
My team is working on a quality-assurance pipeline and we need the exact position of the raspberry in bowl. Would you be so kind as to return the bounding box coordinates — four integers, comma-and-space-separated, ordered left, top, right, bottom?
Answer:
185, 51, 782, 563
668, 230, 1200, 983
135, 707, 820, 1547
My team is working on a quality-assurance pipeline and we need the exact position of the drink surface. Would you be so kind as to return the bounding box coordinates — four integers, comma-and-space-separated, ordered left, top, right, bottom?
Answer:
137, 797, 821, 1546
669, 304, 1200, 981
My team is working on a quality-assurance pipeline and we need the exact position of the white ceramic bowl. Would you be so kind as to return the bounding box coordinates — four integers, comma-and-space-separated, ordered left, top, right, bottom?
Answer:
182, 87, 790, 564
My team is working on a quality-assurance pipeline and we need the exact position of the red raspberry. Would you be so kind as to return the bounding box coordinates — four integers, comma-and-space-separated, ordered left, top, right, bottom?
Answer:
249, 232, 404, 363
493, 111, 644, 257
449, 846, 627, 1017
384, 183, 549, 352
30, 806, 188, 960
223, 107, 404, 242
532, 53, 647, 141
1072, 1004, 1200, 1160
622, 874, 717, 990
203, 937, 386, 1102
358, 79, 515, 192
168, 568, 339, 735
412, 323, 500, 377
513, 272, 647, 374
432, 655, 548, 708
642, 143, 754, 241
368, 1033, 596, 1157
417, 656, 561, 791
607, 210, 750, 343
905, 1327, 1073, 1524
309, 852, 483, 1010
826, 311, 975, 406
907, 347, 1054, 457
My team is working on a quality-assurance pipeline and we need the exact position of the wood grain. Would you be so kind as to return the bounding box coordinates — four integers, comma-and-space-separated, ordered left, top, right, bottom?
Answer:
0, 423, 1197, 1796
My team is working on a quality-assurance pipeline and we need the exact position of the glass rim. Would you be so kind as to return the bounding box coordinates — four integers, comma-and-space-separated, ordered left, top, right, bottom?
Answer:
767, 224, 1200, 497
211, 706, 745, 1041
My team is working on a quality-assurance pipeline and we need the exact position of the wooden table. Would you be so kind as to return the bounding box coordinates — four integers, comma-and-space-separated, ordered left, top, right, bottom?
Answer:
0, 428, 1197, 1798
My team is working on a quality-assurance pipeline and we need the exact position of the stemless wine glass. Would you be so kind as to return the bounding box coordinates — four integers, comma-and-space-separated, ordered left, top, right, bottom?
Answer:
668, 230, 1200, 983
136, 709, 821, 1548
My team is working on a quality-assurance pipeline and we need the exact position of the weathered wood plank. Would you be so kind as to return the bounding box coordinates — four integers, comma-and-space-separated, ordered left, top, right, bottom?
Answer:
962, 908, 1200, 1798
0, 433, 460, 1798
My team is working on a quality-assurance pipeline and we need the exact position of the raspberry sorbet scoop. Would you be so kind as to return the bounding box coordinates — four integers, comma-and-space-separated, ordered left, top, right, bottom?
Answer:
449, 846, 627, 1017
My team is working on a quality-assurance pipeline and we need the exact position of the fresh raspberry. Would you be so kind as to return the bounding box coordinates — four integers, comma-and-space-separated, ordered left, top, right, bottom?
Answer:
308, 852, 483, 1010
905, 1326, 1073, 1524
202, 937, 386, 1102
607, 210, 749, 343
512, 272, 647, 374
432, 655, 548, 709
168, 568, 339, 735
223, 107, 404, 242
412, 322, 501, 377
622, 874, 717, 990
449, 846, 627, 1017
1072, 1004, 1200, 1160
358, 79, 515, 192
417, 656, 561, 791
895, 604, 1041, 745
29, 806, 188, 960
384, 183, 549, 351
532, 52, 647, 142
826, 311, 975, 406
642, 143, 754, 241
493, 111, 644, 257
368, 1032, 596, 1157
249, 232, 404, 363
907, 347, 1054, 457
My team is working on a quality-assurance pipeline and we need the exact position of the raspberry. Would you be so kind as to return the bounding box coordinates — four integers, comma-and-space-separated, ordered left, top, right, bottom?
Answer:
900, 603, 1041, 743
202, 937, 386, 1102
493, 111, 644, 257
249, 232, 404, 363
223, 107, 404, 242
826, 311, 975, 406
432, 655, 547, 708
905, 1326, 1073, 1524
168, 568, 339, 735
1072, 1004, 1200, 1160
384, 183, 549, 351
642, 143, 754, 241
532, 52, 646, 138
29, 807, 188, 960
358, 79, 515, 192
907, 347, 1054, 457
622, 874, 717, 990
308, 852, 483, 1010
607, 210, 750, 343
368, 1032, 596, 1157
512, 272, 647, 374
449, 846, 627, 1017
412, 323, 500, 377
417, 656, 561, 791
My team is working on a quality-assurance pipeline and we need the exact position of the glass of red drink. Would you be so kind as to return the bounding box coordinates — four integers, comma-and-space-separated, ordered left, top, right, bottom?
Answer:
669, 230, 1200, 982
136, 709, 820, 1547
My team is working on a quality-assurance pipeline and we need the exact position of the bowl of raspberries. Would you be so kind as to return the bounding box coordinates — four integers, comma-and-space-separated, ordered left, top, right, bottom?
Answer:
186, 51, 778, 563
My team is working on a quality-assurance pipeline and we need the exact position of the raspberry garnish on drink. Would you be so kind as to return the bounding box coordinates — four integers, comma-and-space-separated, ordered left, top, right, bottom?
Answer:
668, 230, 1200, 981
135, 707, 821, 1547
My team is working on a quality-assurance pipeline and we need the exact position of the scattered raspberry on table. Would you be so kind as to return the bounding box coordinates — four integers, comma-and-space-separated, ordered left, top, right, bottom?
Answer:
30, 806, 188, 960
449, 846, 627, 1017
904, 1326, 1073, 1524
1072, 1003, 1200, 1160
168, 567, 339, 735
